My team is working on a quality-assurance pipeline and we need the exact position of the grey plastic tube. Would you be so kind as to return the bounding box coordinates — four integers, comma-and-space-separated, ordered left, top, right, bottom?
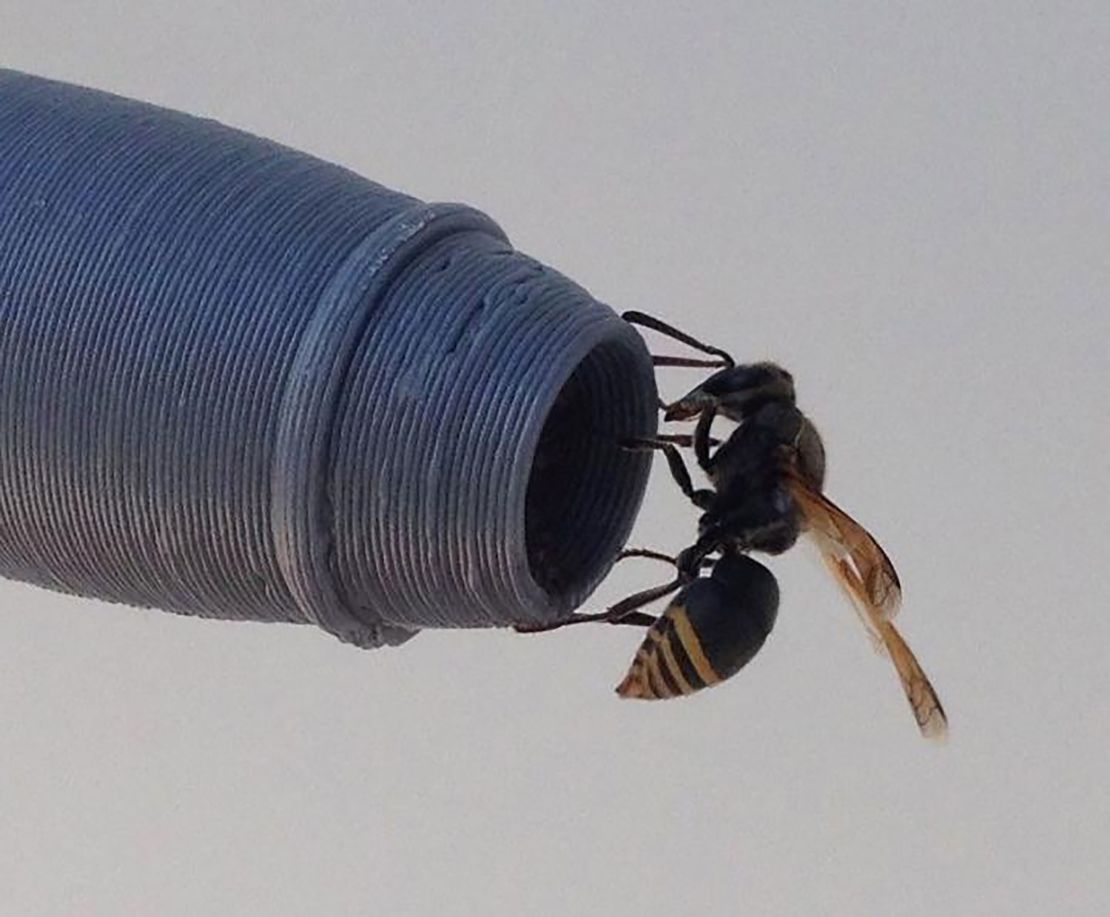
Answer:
0, 70, 657, 648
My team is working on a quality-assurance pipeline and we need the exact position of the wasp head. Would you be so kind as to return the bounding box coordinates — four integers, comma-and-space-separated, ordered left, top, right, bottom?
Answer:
664, 362, 795, 422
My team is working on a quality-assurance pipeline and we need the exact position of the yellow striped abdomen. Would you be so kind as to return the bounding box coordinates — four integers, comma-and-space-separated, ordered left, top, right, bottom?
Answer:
615, 556, 779, 700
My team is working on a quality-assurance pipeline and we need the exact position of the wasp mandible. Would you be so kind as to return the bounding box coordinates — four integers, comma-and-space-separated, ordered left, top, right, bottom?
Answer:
517, 311, 947, 740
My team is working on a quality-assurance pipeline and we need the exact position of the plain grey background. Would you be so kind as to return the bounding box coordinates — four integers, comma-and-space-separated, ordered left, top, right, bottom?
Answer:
1, 3, 1107, 915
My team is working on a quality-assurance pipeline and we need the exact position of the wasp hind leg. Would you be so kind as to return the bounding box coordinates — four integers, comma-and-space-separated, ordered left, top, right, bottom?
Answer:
617, 548, 717, 571
513, 575, 685, 634
617, 548, 677, 565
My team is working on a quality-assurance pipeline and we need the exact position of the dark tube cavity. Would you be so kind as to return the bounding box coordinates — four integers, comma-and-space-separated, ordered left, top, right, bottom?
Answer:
527, 337, 652, 604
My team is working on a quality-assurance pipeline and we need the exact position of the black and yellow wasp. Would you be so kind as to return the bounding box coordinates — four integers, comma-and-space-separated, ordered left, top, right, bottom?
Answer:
518, 311, 947, 740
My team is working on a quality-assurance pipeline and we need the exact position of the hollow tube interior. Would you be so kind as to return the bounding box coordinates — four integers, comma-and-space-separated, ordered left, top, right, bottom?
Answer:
526, 336, 655, 606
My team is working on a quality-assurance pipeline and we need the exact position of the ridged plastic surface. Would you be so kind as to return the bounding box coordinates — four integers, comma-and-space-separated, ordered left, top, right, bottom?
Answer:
0, 70, 657, 647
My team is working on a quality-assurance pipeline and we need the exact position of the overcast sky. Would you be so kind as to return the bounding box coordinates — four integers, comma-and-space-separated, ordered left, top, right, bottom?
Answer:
1, 3, 1107, 915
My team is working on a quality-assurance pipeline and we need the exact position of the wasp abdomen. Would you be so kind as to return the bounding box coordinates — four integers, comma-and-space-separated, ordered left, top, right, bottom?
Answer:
616, 555, 779, 700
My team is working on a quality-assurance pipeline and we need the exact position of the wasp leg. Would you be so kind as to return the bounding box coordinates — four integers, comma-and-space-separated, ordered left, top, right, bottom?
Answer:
671, 531, 735, 582
692, 405, 717, 472
643, 432, 722, 449
620, 436, 715, 510
606, 611, 657, 627
617, 547, 677, 564
514, 574, 687, 634
606, 575, 686, 620
514, 609, 656, 633
653, 355, 730, 369
622, 311, 735, 367
617, 548, 716, 570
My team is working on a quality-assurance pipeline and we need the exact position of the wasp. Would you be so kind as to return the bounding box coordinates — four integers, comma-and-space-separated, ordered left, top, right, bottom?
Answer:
518, 311, 947, 740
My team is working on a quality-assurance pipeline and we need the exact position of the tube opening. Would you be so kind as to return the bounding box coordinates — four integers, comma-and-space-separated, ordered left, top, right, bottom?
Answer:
525, 337, 654, 607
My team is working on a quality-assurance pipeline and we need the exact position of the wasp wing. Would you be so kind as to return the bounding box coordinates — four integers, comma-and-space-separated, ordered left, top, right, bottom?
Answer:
785, 470, 901, 620
878, 611, 949, 741
825, 554, 948, 740
786, 472, 948, 741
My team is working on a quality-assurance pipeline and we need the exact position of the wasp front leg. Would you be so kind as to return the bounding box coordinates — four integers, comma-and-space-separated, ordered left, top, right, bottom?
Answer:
622, 311, 735, 368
